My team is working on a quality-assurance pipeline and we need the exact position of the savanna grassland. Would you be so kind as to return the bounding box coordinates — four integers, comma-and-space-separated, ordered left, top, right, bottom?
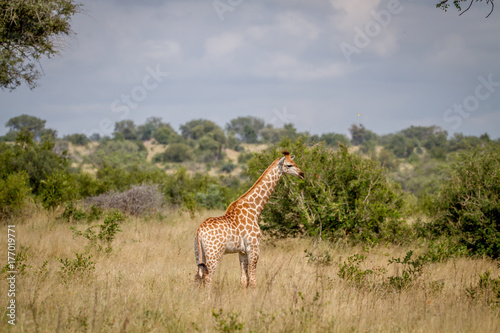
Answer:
1, 208, 499, 333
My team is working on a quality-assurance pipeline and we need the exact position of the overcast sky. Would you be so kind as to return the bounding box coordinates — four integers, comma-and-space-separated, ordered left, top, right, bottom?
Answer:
1, 0, 499, 139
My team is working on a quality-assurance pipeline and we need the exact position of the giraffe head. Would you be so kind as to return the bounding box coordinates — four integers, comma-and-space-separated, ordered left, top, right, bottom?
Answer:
279, 151, 305, 179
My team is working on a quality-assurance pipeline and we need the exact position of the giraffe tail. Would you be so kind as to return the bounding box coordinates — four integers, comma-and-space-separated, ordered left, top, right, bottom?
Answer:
197, 263, 209, 279
196, 233, 209, 280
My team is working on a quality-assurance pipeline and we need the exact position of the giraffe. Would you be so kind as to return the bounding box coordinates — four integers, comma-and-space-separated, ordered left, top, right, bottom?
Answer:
194, 150, 304, 288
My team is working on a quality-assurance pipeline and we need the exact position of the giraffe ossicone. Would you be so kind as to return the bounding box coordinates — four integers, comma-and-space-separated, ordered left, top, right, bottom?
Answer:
194, 150, 304, 288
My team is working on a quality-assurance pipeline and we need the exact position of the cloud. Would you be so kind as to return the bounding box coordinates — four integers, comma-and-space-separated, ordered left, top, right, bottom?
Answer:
204, 33, 244, 59
1, 0, 499, 140
276, 11, 322, 40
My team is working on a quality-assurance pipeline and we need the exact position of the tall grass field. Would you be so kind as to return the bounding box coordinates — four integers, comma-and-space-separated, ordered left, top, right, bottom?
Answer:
1, 209, 499, 332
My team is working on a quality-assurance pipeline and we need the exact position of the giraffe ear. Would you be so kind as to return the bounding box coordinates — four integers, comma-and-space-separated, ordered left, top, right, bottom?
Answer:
291, 155, 295, 160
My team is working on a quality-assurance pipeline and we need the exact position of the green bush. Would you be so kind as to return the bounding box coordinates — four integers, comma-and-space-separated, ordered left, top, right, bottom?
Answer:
63, 133, 89, 146
39, 170, 78, 209
195, 184, 226, 210
153, 143, 193, 163
247, 138, 407, 243
0, 129, 70, 195
89, 139, 147, 168
0, 171, 31, 219
430, 143, 500, 258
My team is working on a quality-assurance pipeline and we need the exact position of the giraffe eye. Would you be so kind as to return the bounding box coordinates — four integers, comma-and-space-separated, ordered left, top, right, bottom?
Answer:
286, 164, 293, 168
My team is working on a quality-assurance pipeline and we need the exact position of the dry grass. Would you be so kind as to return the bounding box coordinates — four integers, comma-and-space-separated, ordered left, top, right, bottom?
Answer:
1, 210, 499, 332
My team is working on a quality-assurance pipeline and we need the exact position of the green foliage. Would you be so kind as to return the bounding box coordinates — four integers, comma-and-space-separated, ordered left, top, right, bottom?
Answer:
337, 254, 376, 286
71, 211, 125, 252
386, 134, 417, 158
305, 249, 333, 266
349, 124, 378, 146
180, 119, 226, 144
225, 116, 265, 143
160, 168, 235, 211
387, 250, 426, 290
152, 124, 180, 144
95, 163, 165, 193
113, 120, 137, 140
0, 129, 70, 195
5, 114, 47, 140
0, 171, 31, 219
0, 245, 31, 275
377, 149, 400, 171
311, 132, 350, 147
212, 308, 244, 333
237, 152, 253, 165
63, 133, 89, 146
137, 117, 163, 141
220, 163, 236, 174
466, 271, 500, 306
0, 0, 82, 90
90, 139, 147, 168
430, 143, 500, 258
195, 184, 227, 210
58, 251, 95, 279
61, 202, 103, 223
153, 143, 193, 163
248, 138, 406, 243
39, 170, 78, 209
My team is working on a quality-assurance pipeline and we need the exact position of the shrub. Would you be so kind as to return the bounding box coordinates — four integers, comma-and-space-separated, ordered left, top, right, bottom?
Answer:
195, 184, 226, 210
337, 254, 375, 286
153, 143, 193, 163
0, 130, 70, 195
95, 163, 166, 193
63, 133, 89, 146
71, 211, 125, 252
85, 184, 164, 216
387, 251, 426, 290
0, 171, 31, 219
466, 271, 500, 306
58, 252, 95, 279
89, 139, 147, 168
429, 143, 500, 258
39, 170, 78, 209
247, 138, 407, 243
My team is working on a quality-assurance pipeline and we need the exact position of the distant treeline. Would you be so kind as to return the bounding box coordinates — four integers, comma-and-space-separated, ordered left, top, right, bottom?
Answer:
1, 114, 499, 258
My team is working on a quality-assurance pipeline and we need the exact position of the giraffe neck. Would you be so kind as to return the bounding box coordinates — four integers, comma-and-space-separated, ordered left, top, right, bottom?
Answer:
226, 158, 282, 218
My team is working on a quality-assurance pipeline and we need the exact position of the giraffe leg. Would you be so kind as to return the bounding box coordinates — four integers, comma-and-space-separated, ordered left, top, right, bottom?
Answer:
202, 247, 225, 289
247, 246, 260, 288
239, 253, 249, 288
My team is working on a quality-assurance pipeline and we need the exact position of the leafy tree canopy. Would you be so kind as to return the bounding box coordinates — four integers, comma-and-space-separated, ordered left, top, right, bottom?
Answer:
5, 114, 56, 141
180, 119, 226, 144
0, 0, 82, 90
226, 116, 265, 143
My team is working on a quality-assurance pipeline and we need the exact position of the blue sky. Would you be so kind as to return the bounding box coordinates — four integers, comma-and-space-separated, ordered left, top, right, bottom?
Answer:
1, 0, 499, 139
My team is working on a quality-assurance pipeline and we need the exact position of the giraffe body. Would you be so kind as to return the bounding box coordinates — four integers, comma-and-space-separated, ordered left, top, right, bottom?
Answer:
194, 151, 304, 288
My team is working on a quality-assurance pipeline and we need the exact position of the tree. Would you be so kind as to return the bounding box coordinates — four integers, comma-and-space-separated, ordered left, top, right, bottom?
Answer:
152, 124, 179, 145
430, 143, 500, 258
113, 120, 137, 140
436, 0, 494, 18
0, 0, 82, 90
180, 119, 226, 143
5, 114, 50, 140
137, 117, 163, 140
349, 124, 378, 146
63, 133, 89, 146
247, 138, 406, 242
226, 116, 265, 143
